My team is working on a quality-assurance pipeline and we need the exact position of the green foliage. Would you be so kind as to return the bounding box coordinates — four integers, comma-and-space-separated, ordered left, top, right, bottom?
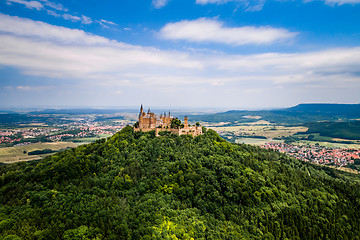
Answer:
28, 149, 55, 155
170, 118, 182, 129
1, 125, 360, 239
305, 121, 360, 140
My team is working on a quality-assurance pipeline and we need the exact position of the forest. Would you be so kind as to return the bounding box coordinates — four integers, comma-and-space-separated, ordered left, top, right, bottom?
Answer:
305, 121, 360, 140
1, 126, 360, 239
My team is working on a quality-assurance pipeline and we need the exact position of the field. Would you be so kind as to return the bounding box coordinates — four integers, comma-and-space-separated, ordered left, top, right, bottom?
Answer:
209, 124, 308, 139
72, 134, 113, 143
235, 138, 284, 146
210, 122, 360, 150
294, 140, 360, 149
0, 142, 78, 164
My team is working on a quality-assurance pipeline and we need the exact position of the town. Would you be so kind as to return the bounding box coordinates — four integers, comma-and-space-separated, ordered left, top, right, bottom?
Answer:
262, 142, 360, 167
0, 115, 130, 147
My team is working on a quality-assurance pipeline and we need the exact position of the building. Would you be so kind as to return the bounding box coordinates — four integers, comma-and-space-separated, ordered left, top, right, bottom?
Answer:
134, 105, 203, 137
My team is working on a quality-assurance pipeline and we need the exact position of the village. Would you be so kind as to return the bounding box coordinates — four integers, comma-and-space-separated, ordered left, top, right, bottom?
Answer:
262, 142, 360, 167
0, 121, 126, 145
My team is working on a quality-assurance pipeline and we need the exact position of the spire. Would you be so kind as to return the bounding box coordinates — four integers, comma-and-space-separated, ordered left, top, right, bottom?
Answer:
139, 104, 144, 116
148, 108, 151, 114
168, 111, 170, 117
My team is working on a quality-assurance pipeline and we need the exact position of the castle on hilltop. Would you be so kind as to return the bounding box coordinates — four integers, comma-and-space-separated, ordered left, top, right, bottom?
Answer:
133, 105, 203, 137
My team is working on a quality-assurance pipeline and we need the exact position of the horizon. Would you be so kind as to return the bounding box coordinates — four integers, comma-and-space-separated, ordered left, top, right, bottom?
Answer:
2, 102, 360, 114
1, 0, 359, 108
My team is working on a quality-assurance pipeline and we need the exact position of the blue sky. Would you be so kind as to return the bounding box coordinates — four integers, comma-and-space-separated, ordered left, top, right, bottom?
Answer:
0, 0, 359, 109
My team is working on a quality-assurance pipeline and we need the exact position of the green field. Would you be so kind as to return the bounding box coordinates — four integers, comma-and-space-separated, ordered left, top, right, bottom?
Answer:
0, 142, 77, 164
294, 140, 360, 149
72, 134, 112, 143
235, 138, 283, 145
209, 124, 308, 139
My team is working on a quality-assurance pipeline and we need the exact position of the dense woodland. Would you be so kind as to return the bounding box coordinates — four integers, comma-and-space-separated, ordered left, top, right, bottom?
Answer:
305, 121, 360, 140
1, 126, 360, 239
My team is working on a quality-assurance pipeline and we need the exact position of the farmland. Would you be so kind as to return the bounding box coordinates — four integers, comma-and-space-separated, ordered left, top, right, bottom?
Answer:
208, 124, 308, 140
0, 142, 78, 164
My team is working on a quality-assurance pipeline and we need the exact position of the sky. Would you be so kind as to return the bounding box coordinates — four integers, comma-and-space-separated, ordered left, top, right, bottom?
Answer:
0, 0, 359, 110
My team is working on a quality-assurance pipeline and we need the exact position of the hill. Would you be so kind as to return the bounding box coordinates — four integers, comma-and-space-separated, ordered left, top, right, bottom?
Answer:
190, 103, 360, 125
288, 103, 360, 117
305, 121, 360, 140
1, 126, 360, 239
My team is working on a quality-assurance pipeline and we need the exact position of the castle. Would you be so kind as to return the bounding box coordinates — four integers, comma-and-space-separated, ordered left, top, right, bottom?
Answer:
133, 105, 203, 137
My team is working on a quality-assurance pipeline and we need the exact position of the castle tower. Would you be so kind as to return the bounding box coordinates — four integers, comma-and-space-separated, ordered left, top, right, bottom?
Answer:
139, 105, 144, 128
184, 116, 188, 128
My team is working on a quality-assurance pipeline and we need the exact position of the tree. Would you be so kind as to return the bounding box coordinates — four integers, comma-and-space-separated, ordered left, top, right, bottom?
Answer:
171, 118, 182, 129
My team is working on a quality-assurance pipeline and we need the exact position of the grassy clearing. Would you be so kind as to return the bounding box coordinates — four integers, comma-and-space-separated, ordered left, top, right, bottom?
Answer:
326, 165, 359, 175
0, 142, 77, 164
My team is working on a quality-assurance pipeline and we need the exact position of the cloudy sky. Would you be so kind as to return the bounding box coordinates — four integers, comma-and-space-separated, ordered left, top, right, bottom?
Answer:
0, 0, 359, 109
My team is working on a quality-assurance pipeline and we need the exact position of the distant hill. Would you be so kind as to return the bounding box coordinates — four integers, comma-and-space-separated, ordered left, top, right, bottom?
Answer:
287, 103, 360, 117
1, 126, 360, 239
189, 103, 360, 125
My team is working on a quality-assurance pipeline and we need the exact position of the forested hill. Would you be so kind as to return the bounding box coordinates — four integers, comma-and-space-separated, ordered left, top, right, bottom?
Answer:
1, 126, 360, 239
288, 103, 360, 117
189, 103, 360, 124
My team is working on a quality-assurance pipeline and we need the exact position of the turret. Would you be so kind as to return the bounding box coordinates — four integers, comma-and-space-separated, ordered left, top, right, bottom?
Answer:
184, 116, 188, 128
140, 104, 144, 116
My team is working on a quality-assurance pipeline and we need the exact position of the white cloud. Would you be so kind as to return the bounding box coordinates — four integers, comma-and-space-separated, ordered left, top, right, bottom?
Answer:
39, 0, 67, 11
0, 13, 359, 107
195, 0, 265, 11
97, 19, 118, 29
6, 0, 95, 25
152, 0, 169, 8
6, 0, 43, 10
160, 18, 297, 45
16, 85, 51, 91
46, 9, 60, 17
0, 14, 202, 81
314, 0, 360, 5
62, 13, 81, 22
0, 14, 110, 45
61, 14, 93, 25
81, 15, 93, 25
196, 0, 360, 10
101, 19, 117, 26
196, 0, 233, 4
